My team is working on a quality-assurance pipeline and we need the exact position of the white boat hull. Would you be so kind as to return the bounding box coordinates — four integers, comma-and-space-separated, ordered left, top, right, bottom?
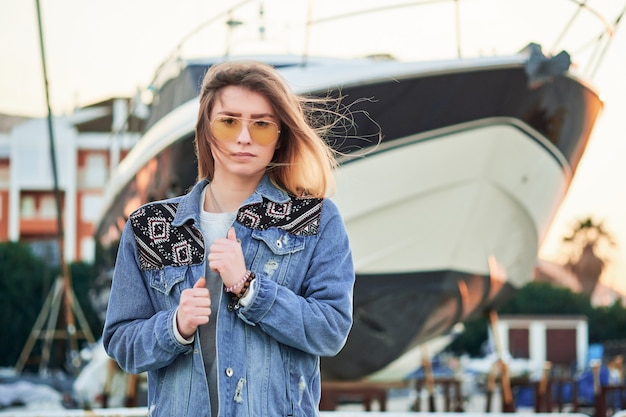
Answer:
334, 118, 569, 290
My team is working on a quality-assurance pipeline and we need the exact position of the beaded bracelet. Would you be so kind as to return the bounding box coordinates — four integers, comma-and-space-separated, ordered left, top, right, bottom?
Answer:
235, 271, 255, 299
224, 269, 252, 292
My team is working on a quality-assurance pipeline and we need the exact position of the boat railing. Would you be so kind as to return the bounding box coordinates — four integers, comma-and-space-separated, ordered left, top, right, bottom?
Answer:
136, 0, 625, 134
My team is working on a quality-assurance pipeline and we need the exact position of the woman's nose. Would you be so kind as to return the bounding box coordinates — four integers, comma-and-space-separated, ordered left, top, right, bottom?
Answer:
236, 122, 253, 144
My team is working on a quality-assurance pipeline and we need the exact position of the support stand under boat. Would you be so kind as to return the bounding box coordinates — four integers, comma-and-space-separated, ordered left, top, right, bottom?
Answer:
486, 309, 515, 412
486, 254, 514, 412
14, 275, 96, 376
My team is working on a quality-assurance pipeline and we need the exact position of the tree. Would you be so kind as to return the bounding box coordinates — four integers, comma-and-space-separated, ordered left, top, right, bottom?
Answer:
562, 217, 616, 296
587, 299, 626, 343
0, 242, 53, 367
498, 281, 593, 315
0, 242, 102, 370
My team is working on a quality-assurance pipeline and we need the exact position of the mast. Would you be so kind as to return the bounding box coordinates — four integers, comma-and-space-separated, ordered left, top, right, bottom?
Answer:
15, 0, 95, 376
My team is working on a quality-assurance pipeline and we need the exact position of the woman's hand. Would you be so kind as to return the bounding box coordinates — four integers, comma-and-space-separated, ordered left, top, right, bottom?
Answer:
208, 227, 247, 288
176, 277, 211, 339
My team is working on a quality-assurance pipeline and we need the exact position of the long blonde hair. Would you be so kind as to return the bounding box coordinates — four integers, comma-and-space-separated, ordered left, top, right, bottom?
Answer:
195, 60, 339, 198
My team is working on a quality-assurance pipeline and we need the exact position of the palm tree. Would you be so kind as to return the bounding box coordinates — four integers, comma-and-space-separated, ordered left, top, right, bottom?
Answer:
562, 217, 616, 297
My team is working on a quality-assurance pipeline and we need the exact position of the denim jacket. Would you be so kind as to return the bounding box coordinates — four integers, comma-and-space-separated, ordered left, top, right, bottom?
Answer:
103, 176, 355, 417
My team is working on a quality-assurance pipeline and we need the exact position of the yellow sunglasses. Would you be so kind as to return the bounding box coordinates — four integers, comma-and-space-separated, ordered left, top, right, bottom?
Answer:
210, 116, 280, 145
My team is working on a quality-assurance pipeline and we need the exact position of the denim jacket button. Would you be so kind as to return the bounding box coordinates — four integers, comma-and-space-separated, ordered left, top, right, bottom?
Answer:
225, 367, 234, 377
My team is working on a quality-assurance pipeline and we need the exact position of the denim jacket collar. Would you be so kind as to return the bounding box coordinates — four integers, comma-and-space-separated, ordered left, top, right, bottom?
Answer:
172, 175, 290, 227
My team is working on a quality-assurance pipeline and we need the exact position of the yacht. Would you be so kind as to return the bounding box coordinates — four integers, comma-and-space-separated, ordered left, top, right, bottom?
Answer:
94, 0, 619, 381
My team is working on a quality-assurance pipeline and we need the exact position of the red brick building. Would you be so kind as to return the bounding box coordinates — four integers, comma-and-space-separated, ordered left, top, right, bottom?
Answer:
0, 98, 142, 264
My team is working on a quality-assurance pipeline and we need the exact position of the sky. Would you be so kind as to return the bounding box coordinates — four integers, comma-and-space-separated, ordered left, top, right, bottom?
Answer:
1, 0, 625, 295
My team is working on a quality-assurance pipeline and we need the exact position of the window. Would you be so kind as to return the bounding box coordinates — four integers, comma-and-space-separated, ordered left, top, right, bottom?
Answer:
28, 239, 60, 267
40, 195, 57, 219
84, 153, 107, 187
20, 195, 36, 218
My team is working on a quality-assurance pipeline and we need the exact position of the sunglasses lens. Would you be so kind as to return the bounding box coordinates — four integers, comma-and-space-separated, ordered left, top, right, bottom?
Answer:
249, 120, 279, 145
211, 117, 242, 141
211, 117, 279, 144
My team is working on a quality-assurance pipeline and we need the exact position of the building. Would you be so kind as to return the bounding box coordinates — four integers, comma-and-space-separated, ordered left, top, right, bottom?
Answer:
0, 98, 143, 264
496, 315, 589, 373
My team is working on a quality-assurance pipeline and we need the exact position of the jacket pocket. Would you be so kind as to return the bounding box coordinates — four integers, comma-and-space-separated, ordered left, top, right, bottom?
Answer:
149, 266, 188, 310
251, 229, 306, 285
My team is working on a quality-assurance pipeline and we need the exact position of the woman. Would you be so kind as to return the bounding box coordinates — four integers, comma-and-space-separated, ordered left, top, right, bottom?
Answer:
103, 61, 355, 417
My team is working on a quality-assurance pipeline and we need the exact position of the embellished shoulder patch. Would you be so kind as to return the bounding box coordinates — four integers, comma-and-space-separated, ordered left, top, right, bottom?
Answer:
129, 203, 205, 271
237, 197, 323, 236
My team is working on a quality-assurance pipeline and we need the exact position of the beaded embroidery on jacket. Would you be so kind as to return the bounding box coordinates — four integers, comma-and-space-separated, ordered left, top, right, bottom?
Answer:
237, 197, 323, 236
130, 203, 204, 271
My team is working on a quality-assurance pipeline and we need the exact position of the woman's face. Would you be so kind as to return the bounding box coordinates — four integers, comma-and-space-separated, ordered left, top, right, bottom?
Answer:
209, 85, 281, 181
